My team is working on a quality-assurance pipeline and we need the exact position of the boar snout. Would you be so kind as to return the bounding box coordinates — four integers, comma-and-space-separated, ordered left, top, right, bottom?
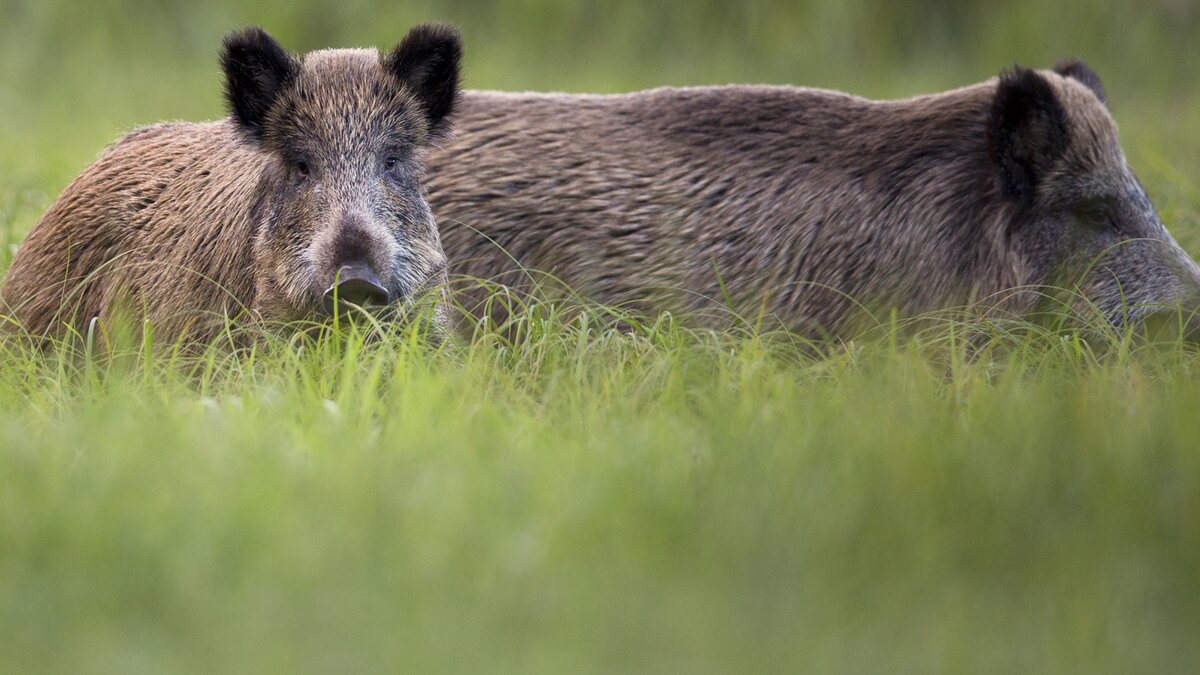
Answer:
322, 263, 391, 315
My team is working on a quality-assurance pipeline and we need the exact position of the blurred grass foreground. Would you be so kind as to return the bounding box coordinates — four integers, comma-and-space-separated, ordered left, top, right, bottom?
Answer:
1, 1, 1200, 673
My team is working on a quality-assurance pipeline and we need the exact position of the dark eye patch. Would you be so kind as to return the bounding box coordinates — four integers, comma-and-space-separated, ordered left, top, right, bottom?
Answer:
1073, 195, 1116, 224
381, 146, 419, 183
276, 144, 317, 176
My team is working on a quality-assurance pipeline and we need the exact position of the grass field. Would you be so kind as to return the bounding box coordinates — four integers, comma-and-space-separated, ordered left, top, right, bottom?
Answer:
2, 2, 1200, 673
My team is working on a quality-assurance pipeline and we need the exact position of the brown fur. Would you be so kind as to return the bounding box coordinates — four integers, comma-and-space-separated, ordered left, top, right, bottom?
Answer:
4, 121, 265, 340
428, 66, 1200, 337
2, 25, 462, 344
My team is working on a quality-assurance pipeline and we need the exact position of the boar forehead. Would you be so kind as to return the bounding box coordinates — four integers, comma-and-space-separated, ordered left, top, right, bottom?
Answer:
1050, 77, 1130, 201
263, 49, 428, 160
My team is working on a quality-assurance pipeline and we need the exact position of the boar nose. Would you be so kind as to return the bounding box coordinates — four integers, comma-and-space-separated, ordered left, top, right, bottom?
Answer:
323, 264, 391, 315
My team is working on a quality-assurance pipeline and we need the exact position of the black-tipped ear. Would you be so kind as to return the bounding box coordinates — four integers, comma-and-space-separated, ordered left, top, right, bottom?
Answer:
1054, 59, 1107, 106
988, 67, 1071, 205
385, 23, 463, 137
220, 27, 297, 140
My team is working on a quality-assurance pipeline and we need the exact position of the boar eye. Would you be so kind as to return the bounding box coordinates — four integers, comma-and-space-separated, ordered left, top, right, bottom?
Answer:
294, 160, 310, 177
383, 156, 401, 172
1074, 196, 1115, 226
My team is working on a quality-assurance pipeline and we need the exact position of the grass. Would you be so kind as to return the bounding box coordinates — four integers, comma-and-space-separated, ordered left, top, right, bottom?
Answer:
3, 1, 1200, 673
2, 300, 1199, 673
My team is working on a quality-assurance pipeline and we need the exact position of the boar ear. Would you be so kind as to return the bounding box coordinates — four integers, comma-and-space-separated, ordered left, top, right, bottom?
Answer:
221, 27, 297, 140
1054, 59, 1107, 107
385, 23, 463, 138
988, 67, 1071, 205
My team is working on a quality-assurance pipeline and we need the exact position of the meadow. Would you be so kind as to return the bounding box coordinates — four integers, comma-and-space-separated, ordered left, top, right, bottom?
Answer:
2, 1, 1199, 672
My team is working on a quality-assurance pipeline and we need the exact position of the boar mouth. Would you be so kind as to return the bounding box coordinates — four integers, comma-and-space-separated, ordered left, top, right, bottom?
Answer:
321, 264, 392, 316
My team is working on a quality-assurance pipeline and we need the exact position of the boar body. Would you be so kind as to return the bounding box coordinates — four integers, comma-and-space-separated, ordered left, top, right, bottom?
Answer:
430, 64, 1200, 337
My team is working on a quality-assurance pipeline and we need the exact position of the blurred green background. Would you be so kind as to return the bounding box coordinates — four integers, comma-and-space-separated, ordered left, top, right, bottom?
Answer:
1, 0, 1199, 204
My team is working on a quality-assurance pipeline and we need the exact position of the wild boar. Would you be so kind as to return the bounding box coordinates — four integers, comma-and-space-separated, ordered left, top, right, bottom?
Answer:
2, 23, 462, 344
428, 62, 1200, 339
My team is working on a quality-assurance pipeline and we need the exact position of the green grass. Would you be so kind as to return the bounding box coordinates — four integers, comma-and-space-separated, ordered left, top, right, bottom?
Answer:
3, 2, 1200, 673
2, 312, 1200, 673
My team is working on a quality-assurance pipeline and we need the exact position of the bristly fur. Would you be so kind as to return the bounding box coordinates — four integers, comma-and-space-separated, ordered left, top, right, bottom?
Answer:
1, 25, 459, 344
988, 66, 1070, 206
1054, 58, 1108, 106
426, 64, 1200, 339
220, 27, 298, 140
385, 22, 463, 140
